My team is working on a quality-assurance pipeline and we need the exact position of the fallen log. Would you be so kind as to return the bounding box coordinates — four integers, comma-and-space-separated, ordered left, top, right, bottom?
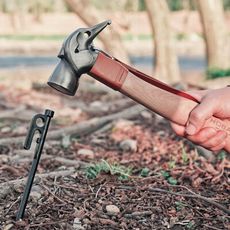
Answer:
63, 97, 135, 116
0, 104, 145, 146
0, 168, 76, 199
9, 154, 87, 168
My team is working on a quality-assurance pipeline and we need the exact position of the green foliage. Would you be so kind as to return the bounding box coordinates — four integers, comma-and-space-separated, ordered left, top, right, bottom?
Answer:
161, 170, 170, 179
182, 146, 189, 164
138, 0, 145, 11
161, 170, 177, 185
140, 167, 150, 177
85, 160, 132, 180
167, 177, 177, 185
217, 151, 226, 161
206, 67, 230, 79
0, 34, 66, 41
167, 0, 183, 11
168, 160, 176, 169
175, 201, 185, 211
223, 0, 230, 10
123, 33, 152, 41
186, 221, 195, 229
176, 33, 187, 40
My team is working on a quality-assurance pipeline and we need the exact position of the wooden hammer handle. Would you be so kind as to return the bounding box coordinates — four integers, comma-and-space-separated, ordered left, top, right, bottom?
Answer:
120, 72, 230, 152
89, 52, 230, 152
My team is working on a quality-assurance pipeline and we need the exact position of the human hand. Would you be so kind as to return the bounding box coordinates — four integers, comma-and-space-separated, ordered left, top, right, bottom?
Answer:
171, 87, 230, 152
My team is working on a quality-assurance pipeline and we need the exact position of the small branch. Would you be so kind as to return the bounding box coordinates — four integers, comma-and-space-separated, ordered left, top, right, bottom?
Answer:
4, 196, 21, 215
28, 219, 69, 228
148, 187, 230, 215
11, 154, 87, 167
124, 210, 152, 218
202, 224, 224, 230
41, 183, 67, 204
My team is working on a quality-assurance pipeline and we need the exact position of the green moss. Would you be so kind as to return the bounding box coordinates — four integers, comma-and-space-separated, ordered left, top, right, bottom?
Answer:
206, 67, 230, 79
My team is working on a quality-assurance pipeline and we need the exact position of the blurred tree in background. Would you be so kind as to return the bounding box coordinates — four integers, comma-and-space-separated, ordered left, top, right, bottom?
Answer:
1, 0, 230, 13
197, 0, 230, 71
0, 0, 229, 80
63, 0, 130, 63
145, 0, 181, 83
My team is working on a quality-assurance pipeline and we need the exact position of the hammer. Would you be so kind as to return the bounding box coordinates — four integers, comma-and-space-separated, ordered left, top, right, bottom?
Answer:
47, 20, 230, 152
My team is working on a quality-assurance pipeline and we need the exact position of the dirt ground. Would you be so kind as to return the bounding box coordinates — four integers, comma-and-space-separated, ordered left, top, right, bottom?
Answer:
0, 73, 229, 229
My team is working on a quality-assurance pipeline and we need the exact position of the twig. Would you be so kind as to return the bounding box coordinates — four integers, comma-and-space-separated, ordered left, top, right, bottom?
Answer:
95, 182, 106, 199
95, 185, 102, 199
202, 224, 224, 230
41, 183, 67, 204
169, 184, 219, 201
28, 219, 69, 227
148, 187, 230, 215
4, 196, 21, 215
124, 210, 152, 218
83, 198, 90, 212
0, 105, 145, 146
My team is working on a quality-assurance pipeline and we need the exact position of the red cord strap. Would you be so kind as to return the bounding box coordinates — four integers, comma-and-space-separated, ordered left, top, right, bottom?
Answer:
114, 57, 199, 103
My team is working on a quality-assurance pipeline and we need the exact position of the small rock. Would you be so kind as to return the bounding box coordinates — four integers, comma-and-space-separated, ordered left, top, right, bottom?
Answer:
90, 101, 103, 108
30, 191, 41, 201
73, 217, 85, 230
12, 126, 27, 134
77, 149, 94, 158
120, 139, 137, 152
114, 119, 134, 130
1, 127, 11, 133
31, 185, 42, 193
106, 204, 120, 215
90, 101, 108, 112
61, 135, 71, 148
91, 138, 105, 145
82, 218, 90, 224
3, 223, 14, 230
157, 130, 165, 137
140, 110, 152, 119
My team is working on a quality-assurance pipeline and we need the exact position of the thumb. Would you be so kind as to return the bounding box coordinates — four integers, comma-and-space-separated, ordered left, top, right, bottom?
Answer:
185, 97, 217, 135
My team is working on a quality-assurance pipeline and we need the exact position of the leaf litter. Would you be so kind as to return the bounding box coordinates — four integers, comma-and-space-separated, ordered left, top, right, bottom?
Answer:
0, 83, 229, 230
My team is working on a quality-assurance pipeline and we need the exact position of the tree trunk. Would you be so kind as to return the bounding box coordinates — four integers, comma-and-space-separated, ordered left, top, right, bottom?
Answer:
144, 0, 181, 83
64, 0, 130, 63
197, 0, 230, 69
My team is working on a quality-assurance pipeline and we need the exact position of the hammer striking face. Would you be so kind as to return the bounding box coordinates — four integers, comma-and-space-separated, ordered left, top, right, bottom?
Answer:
48, 20, 111, 95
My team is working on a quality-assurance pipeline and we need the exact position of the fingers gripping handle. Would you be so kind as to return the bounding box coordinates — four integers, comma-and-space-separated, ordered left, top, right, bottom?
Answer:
120, 73, 230, 153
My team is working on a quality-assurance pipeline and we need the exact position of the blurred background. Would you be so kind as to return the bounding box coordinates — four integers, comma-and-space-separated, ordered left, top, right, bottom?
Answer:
0, 0, 229, 87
